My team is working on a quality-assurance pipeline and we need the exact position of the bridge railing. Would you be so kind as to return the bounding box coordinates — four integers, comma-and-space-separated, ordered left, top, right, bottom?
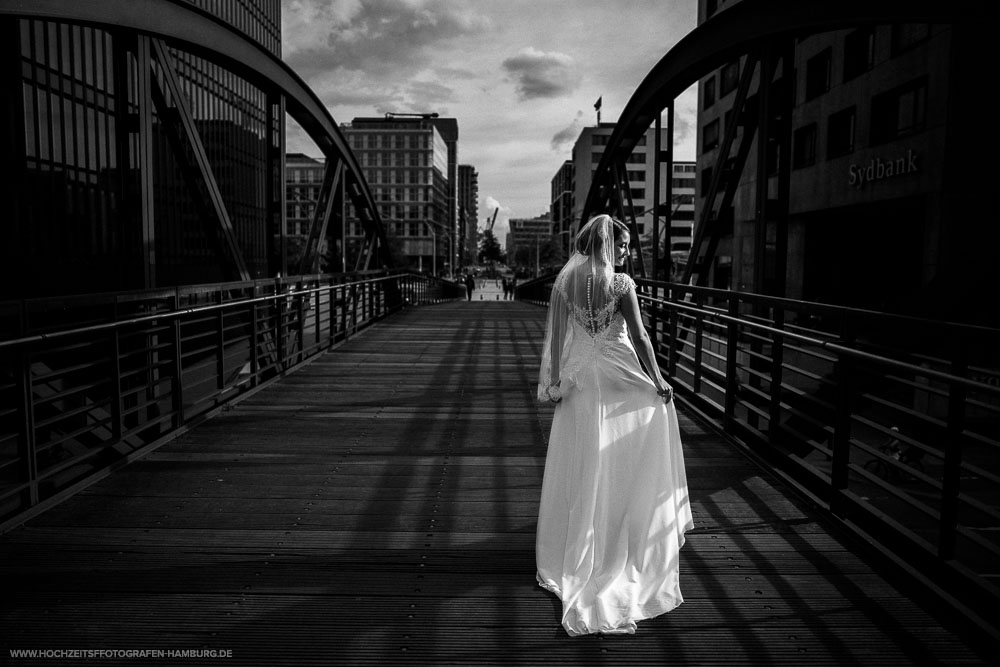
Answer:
519, 276, 1000, 635
0, 272, 463, 530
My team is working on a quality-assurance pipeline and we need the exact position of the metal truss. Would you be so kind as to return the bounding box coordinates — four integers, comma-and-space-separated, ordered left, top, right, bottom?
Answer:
581, 0, 978, 284
0, 0, 390, 279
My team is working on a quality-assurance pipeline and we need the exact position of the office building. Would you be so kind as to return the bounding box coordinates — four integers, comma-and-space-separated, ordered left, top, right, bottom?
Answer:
507, 214, 553, 276
550, 161, 574, 261
426, 118, 460, 274
342, 117, 451, 274
696, 0, 985, 321
458, 164, 479, 266
553, 126, 693, 275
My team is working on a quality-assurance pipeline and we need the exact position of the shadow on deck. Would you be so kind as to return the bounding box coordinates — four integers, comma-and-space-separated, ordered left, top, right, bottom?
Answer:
0, 301, 989, 665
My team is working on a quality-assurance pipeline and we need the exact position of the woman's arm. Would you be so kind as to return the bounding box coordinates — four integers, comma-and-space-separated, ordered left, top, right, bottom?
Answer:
620, 286, 672, 399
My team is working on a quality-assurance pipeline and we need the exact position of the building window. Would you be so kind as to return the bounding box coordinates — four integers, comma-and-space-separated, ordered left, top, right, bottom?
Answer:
625, 153, 646, 164
703, 76, 716, 109
805, 48, 832, 101
843, 27, 875, 82
892, 23, 930, 56
702, 119, 720, 153
793, 123, 817, 168
720, 60, 740, 96
627, 170, 646, 182
827, 106, 856, 158
871, 77, 927, 144
701, 166, 714, 192
592, 151, 604, 164
592, 135, 609, 145
629, 188, 646, 199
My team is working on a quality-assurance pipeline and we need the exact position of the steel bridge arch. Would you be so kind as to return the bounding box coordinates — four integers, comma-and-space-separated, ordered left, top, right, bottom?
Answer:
583, 0, 981, 283
0, 0, 390, 277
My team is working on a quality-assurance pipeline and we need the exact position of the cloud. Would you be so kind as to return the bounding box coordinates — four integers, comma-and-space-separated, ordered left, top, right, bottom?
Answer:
284, 0, 489, 80
501, 47, 582, 100
404, 79, 457, 110
550, 111, 584, 151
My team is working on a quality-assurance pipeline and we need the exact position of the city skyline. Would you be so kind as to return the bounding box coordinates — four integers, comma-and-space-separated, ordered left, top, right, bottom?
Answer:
280, 0, 700, 246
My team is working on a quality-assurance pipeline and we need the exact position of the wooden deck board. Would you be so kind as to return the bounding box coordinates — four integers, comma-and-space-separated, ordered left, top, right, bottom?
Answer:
0, 301, 988, 666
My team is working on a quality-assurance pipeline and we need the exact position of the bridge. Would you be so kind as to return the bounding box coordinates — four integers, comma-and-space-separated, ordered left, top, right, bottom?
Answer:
0, 296, 991, 664
0, 0, 997, 664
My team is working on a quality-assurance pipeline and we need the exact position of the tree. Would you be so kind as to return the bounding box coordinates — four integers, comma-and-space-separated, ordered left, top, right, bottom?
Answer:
512, 238, 561, 276
478, 228, 503, 264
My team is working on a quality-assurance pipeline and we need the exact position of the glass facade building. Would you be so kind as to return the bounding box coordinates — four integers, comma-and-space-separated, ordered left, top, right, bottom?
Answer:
458, 164, 479, 267
1, 0, 283, 298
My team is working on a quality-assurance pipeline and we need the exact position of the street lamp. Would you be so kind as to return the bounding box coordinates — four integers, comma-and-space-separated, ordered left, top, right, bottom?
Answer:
423, 221, 454, 278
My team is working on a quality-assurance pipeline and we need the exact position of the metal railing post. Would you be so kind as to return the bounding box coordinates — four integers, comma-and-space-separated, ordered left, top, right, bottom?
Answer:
768, 305, 785, 443
275, 278, 285, 368
723, 294, 740, 430
340, 279, 349, 341
296, 280, 305, 363
668, 284, 679, 378
830, 313, 855, 516
216, 289, 226, 390
15, 343, 38, 509
109, 328, 123, 442
249, 285, 259, 386
693, 293, 705, 394
939, 347, 967, 560
171, 289, 185, 427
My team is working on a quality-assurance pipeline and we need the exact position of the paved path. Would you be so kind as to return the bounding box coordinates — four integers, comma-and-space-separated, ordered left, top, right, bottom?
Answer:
0, 301, 988, 665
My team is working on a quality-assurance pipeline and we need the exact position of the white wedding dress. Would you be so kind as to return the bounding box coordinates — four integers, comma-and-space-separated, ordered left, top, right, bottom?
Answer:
536, 268, 693, 636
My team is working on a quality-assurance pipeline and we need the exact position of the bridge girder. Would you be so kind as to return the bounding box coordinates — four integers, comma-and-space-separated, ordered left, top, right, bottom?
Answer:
0, 0, 389, 277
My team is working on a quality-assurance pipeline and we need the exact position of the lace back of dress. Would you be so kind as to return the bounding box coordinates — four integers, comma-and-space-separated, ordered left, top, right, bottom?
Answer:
538, 214, 625, 395
577, 274, 619, 337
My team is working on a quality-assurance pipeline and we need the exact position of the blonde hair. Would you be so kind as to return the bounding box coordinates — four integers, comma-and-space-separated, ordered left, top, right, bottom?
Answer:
575, 215, 629, 256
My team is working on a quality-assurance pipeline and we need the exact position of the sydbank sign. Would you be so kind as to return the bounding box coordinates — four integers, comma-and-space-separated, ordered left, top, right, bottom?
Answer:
848, 150, 918, 189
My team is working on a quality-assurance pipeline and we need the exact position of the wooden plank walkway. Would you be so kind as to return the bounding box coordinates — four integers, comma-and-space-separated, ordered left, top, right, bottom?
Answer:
0, 301, 989, 666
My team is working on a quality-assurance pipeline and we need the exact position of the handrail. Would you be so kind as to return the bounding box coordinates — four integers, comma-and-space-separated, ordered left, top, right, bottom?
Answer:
0, 275, 417, 351
639, 291, 1000, 397
0, 271, 464, 531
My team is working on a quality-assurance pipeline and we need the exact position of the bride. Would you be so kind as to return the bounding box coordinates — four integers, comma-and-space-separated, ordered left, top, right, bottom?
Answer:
536, 214, 693, 636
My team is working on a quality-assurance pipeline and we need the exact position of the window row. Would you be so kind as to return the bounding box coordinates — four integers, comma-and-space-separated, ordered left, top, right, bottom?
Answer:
702, 23, 931, 110
702, 76, 927, 162
363, 169, 436, 185
793, 77, 926, 166
359, 152, 434, 168
349, 134, 431, 150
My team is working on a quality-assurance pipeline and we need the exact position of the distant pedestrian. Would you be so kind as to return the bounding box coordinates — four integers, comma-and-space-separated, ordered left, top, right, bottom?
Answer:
464, 273, 476, 301
510, 276, 517, 300
502, 277, 510, 300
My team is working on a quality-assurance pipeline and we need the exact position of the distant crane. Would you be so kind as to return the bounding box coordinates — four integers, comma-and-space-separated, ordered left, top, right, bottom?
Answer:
487, 207, 499, 232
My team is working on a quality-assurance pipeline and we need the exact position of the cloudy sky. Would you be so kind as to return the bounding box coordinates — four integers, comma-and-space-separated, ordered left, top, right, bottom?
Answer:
281, 0, 700, 244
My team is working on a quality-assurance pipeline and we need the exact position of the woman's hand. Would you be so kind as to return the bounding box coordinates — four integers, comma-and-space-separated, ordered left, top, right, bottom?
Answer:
546, 380, 562, 404
655, 380, 673, 404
